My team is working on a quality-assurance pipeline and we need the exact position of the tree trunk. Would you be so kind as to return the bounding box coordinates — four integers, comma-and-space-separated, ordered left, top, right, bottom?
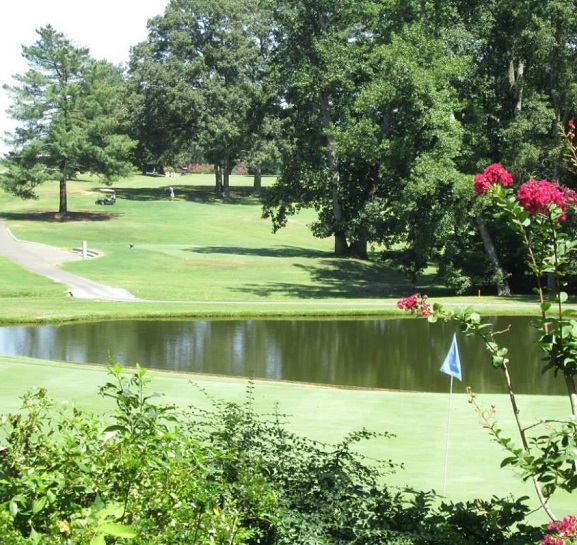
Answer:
223, 170, 230, 197
220, 154, 231, 197
253, 166, 262, 196
214, 164, 222, 195
476, 214, 511, 296
321, 94, 348, 257
349, 239, 368, 260
508, 55, 524, 112
223, 158, 231, 198
59, 177, 68, 216
334, 232, 349, 257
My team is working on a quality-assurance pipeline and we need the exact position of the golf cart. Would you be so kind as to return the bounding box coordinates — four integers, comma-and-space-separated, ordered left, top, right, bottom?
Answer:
95, 188, 116, 205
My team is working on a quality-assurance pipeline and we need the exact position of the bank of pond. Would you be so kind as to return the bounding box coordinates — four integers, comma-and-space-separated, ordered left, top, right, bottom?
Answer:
0, 316, 563, 395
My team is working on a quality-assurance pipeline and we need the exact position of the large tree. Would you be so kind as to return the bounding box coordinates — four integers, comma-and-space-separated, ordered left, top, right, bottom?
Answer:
128, 0, 271, 196
262, 0, 383, 257
263, 0, 470, 265
2, 26, 135, 216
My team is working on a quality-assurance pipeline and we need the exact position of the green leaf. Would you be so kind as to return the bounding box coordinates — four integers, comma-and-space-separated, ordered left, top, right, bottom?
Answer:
469, 312, 481, 324
99, 522, 137, 538
540, 302, 552, 312
491, 356, 505, 368
90, 535, 107, 545
559, 292, 569, 303
32, 496, 47, 514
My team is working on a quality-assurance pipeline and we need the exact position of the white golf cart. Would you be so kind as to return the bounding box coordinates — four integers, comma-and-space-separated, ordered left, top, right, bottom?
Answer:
95, 188, 116, 205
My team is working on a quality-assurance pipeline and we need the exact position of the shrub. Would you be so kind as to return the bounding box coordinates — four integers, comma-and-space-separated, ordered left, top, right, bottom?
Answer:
0, 366, 544, 543
188, 163, 214, 174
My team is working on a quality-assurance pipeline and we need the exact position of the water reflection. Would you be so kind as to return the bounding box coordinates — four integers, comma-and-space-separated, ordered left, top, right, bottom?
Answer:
0, 317, 565, 395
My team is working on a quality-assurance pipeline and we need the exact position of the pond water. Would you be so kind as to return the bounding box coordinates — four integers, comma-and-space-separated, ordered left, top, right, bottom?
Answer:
0, 316, 566, 395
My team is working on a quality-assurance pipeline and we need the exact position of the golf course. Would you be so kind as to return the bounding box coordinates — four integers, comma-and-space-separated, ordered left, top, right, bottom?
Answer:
0, 172, 573, 526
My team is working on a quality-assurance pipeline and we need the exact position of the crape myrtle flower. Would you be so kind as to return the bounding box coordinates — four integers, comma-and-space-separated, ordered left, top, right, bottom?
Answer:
517, 179, 577, 221
473, 163, 514, 196
396, 293, 431, 317
540, 515, 577, 545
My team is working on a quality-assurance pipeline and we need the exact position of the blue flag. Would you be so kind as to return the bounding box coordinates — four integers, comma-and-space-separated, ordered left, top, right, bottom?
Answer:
440, 334, 462, 381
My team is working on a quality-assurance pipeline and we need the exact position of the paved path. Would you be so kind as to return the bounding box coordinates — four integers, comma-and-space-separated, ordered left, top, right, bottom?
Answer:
0, 218, 139, 301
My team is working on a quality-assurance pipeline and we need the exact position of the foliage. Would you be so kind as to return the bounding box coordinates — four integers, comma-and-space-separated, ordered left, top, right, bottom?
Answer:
0, 365, 544, 543
127, 0, 275, 196
0, 365, 275, 543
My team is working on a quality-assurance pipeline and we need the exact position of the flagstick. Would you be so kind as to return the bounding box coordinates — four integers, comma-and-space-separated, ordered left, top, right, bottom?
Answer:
442, 375, 454, 496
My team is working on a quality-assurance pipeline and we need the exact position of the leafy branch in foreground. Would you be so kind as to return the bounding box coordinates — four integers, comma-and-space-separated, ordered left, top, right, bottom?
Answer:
398, 153, 577, 527
0, 365, 544, 543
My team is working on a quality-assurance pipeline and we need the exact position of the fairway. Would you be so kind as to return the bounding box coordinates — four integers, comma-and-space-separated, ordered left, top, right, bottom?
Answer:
0, 172, 540, 323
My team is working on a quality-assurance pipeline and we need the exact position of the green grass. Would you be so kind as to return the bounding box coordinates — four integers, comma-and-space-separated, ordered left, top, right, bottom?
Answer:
3, 174, 404, 302
0, 353, 572, 524
0, 172, 543, 322
0, 172, 572, 525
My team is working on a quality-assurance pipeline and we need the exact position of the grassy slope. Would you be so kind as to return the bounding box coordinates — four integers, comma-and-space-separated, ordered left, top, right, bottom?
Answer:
0, 173, 540, 322
0, 173, 572, 523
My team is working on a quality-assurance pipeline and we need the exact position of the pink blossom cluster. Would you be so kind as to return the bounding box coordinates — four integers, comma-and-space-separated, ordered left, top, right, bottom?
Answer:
517, 179, 577, 221
568, 119, 576, 139
396, 293, 431, 317
473, 163, 514, 195
541, 515, 577, 545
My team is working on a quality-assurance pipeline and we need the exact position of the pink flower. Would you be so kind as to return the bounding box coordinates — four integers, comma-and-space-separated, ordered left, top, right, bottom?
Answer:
397, 293, 430, 317
569, 119, 575, 130
541, 515, 577, 545
517, 179, 569, 220
474, 163, 514, 195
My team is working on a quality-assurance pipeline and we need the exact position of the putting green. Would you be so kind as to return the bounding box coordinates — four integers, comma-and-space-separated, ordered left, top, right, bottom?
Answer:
0, 353, 572, 524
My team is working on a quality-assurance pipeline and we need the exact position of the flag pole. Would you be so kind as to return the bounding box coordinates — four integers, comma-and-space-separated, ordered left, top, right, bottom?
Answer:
442, 375, 454, 496
439, 333, 462, 497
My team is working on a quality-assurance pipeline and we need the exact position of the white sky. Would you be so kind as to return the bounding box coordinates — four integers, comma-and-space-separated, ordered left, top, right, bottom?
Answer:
0, 0, 170, 155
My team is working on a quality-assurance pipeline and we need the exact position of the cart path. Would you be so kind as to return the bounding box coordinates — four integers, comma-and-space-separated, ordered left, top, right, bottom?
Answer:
0, 218, 139, 301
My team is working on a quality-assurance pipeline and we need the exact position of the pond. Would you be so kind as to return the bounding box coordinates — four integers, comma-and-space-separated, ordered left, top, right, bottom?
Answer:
0, 316, 566, 395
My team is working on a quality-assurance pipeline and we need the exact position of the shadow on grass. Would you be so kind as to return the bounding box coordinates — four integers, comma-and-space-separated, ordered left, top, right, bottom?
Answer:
190, 245, 327, 259
1, 211, 116, 222
234, 258, 419, 299
190, 245, 449, 299
112, 185, 263, 205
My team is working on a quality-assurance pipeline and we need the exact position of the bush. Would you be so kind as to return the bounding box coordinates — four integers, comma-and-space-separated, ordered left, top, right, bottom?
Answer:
0, 366, 544, 544
188, 163, 214, 174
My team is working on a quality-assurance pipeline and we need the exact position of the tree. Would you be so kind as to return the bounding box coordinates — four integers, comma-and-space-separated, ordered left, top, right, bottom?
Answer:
263, 1, 471, 265
1, 26, 135, 216
437, 0, 577, 294
128, 0, 271, 196
262, 0, 384, 257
